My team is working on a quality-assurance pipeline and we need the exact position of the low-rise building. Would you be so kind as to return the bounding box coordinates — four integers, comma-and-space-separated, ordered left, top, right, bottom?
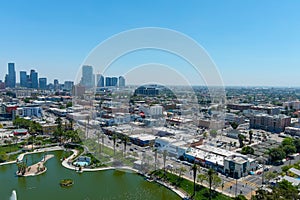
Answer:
285, 127, 300, 137
224, 155, 256, 178
154, 137, 188, 158
16, 106, 43, 118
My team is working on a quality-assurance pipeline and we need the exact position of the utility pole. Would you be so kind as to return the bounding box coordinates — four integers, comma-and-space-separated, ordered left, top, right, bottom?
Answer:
235, 171, 238, 197
262, 160, 265, 185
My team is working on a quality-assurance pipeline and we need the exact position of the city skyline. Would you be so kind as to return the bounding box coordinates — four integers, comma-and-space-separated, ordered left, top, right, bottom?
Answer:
1, 1, 300, 86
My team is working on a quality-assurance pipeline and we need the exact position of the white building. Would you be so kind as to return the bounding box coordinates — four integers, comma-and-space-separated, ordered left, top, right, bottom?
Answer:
149, 105, 163, 117
155, 137, 188, 158
16, 107, 43, 118
285, 127, 300, 137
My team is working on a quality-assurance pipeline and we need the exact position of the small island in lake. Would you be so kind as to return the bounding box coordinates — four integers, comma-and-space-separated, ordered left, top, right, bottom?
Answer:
60, 179, 74, 187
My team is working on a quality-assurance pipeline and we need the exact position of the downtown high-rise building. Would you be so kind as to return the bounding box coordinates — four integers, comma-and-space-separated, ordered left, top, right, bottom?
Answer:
39, 78, 47, 90
64, 81, 74, 91
80, 65, 94, 88
30, 70, 38, 89
5, 63, 16, 88
111, 77, 118, 87
54, 79, 59, 90
119, 76, 125, 87
105, 77, 112, 87
96, 74, 105, 87
20, 71, 27, 88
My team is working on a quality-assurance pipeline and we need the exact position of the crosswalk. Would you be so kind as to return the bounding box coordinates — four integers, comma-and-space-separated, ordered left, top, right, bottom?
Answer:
240, 179, 260, 188
221, 180, 236, 190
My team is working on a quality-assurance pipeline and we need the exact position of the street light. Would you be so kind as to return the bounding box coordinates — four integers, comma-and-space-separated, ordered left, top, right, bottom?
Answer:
235, 170, 238, 198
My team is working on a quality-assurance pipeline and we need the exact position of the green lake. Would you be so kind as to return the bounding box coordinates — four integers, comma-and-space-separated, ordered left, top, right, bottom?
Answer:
0, 151, 181, 200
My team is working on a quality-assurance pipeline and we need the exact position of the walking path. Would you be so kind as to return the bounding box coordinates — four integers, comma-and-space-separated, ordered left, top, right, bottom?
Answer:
0, 146, 64, 166
60, 149, 186, 198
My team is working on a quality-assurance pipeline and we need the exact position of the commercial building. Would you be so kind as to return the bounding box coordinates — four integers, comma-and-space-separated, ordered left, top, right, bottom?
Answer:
12, 129, 28, 136
283, 101, 300, 110
250, 114, 291, 133
119, 76, 125, 87
134, 85, 160, 96
64, 81, 74, 91
184, 145, 257, 177
16, 106, 43, 118
198, 119, 224, 130
155, 137, 188, 158
6, 63, 16, 88
105, 77, 112, 87
39, 78, 47, 90
96, 74, 104, 87
30, 70, 38, 89
285, 127, 300, 137
111, 77, 118, 87
80, 65, 94, 88
20, 71, 27, 88
227, 103, 252, 111
224, 155, 257, 178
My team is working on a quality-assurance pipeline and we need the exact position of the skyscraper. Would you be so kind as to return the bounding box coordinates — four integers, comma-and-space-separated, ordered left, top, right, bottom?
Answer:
119, 76, 125, 87
64, 81, 74, 91
54, 79, 59, 90
39, 78, 47, 90
111, 77, 118, 87
105, 77, 112, 87
30, 70, 38, 89
80, 65, 94, 88
96, 74, 105, 87
6, 63, 16, 88
20, 71, 27, 88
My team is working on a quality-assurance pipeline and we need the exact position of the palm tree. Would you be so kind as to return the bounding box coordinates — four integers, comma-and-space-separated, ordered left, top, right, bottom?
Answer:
101, 134, 105, 154
17, 162, 27, 175
85, 115, 90, 139
249, 130, 253, 144
208, 168, 215, 200
191, 164, 198, 198
112, 134, 117, 156
153, 148, 158, 171
97, 131, 101, 156
12, 136, 18, 145
122, 136, 130, 157
163, 150, 168, 176
68, 117, 74, 130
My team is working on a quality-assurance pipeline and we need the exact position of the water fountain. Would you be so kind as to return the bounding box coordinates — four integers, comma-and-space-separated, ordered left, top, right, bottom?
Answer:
10, 190, 17, 200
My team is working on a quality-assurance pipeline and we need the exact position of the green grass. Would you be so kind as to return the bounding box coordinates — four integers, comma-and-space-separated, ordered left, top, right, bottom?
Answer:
0, 143, 21, 154
152, 170, 232, 200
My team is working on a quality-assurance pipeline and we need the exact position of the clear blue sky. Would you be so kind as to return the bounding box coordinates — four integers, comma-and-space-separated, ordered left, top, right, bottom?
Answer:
1, 0, 300, 86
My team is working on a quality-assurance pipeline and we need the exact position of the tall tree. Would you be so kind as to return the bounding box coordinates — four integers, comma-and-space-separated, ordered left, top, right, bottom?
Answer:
163, 150, 168, 176
238, 134, 245, 148
191, 164, 198, 198
267, 147, 286, 163
249, 130, 253, 144
112, 134, 117, 156
122, 135, 130, 157
153, 148, 158, 171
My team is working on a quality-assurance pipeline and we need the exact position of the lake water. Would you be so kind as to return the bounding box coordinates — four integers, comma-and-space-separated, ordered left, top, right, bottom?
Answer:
0, 151, 180, 200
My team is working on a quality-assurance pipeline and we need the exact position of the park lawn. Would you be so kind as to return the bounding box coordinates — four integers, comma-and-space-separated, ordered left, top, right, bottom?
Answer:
152, 170, 232, 200
0, 144, 21, 154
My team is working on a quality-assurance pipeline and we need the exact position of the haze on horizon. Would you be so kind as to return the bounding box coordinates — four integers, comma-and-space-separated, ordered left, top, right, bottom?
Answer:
1, 1, 300, 87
